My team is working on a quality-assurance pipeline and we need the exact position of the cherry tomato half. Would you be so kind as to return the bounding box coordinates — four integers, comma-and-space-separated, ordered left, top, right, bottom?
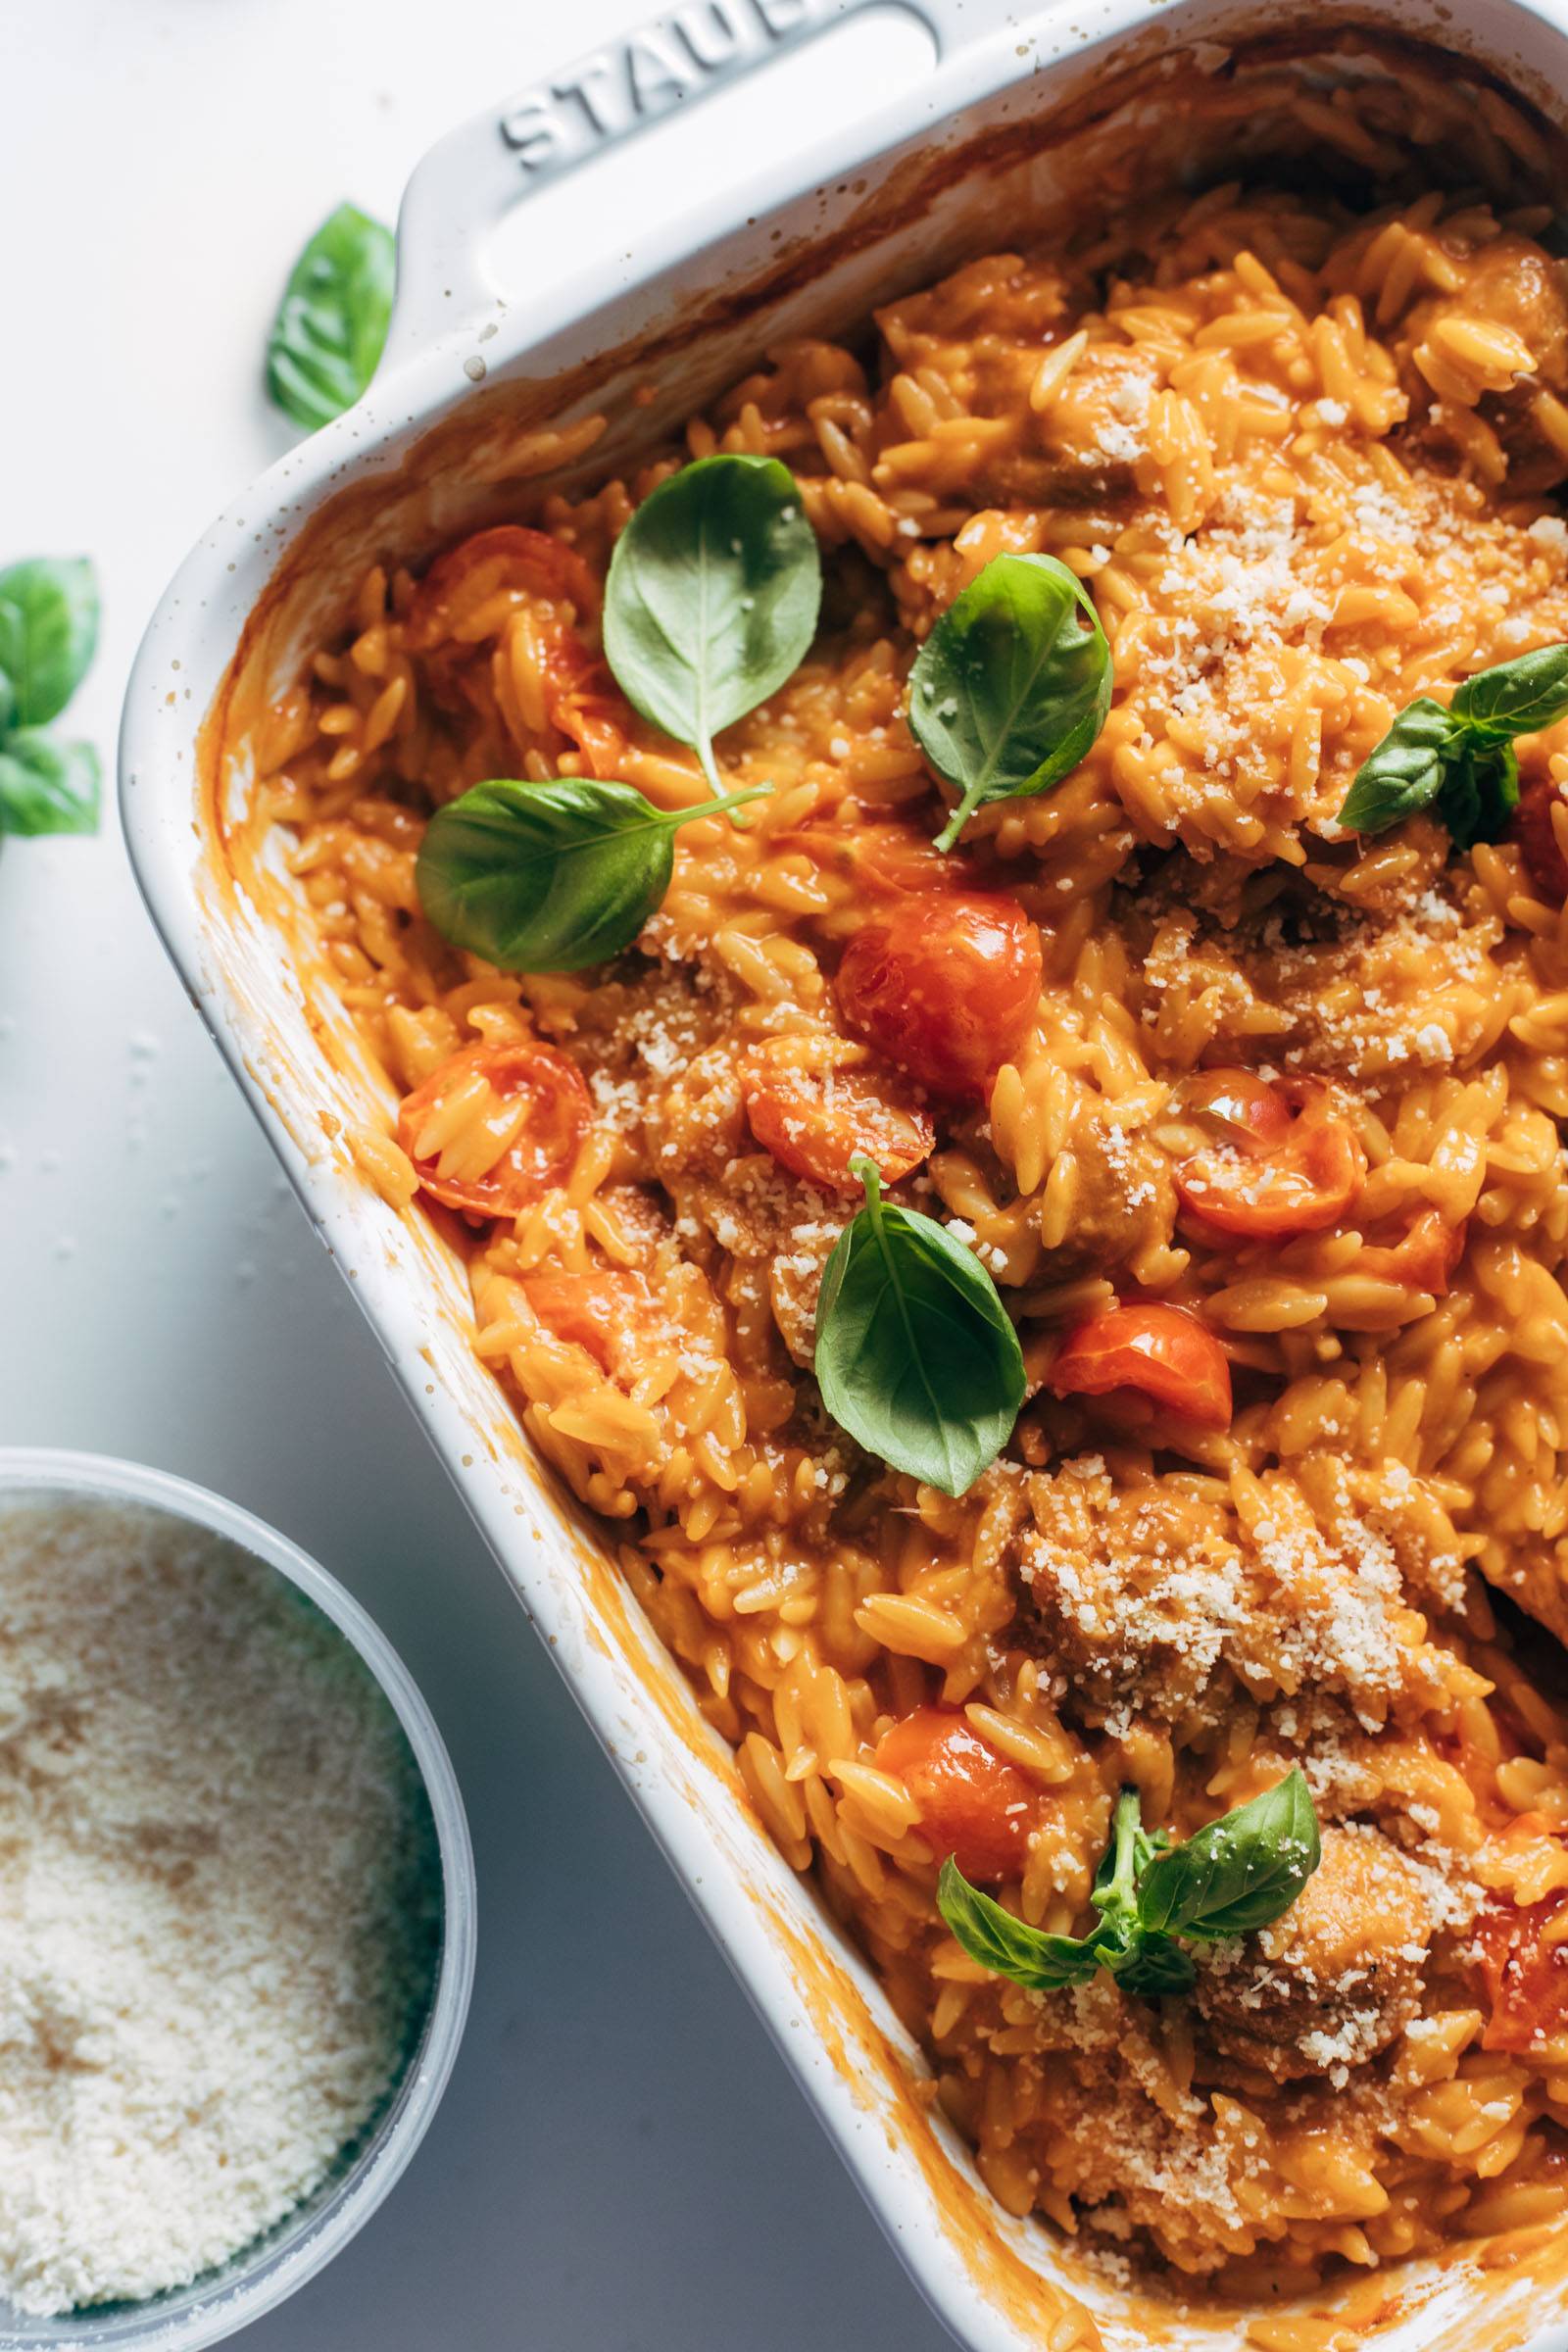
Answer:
1478, 1892, 1568, 2053
1048, 1300, 1233, 1430
1359, 1207, 1466, 1295
1523, 780, 1568, 907
523, 1265, 657, 1377
396, 1042, 591, 1219
742, 1042, 935, 1191
1516, 772, 1568, 900
834, 890, 1042, 1102
781, 823, 970, 898
1173, 1068, 1364, 1242
405, 525, 601, 652
874, 1706, 1042, 1884
535, 618, 631, 780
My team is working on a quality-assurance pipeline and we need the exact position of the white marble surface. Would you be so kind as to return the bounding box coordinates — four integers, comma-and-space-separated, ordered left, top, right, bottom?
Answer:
0, 3, 953, 2343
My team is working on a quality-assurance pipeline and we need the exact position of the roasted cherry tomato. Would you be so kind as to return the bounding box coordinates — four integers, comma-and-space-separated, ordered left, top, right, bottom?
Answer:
834, 890, 1042, 1101
405, 525, 601, 651
535, 619, 631, 780
781, 823, 970, 898
874, 1707, 1042, 1884
742, 1042, 935, 1191
523, 1265, 657, 1376
1359, 1207, 1466, 1295
1173, 1067, 1364, 1241
1478, 1892, 1568, 2053
1516, 772, 1568, 900
396, 1042, 591, 1218
1048, 1300, 1233, 1429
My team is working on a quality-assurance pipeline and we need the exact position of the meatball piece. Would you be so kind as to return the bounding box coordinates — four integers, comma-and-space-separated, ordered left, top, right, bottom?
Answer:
1023, 344, 1158, 506
1043, 1097, 1177, 1276
1195, 1825, 1430, 2084
1396, 233, 1568, 493
1014, 1464, 1245, 1724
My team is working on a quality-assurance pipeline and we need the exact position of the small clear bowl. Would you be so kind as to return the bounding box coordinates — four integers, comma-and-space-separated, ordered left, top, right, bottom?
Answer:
0, 1448, 476, 2352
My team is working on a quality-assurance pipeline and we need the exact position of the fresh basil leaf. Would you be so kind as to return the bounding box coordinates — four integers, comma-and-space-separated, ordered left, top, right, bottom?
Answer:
267, 204, 395, 432
907, 553, 1111, 854
416, 775, 765, 973
0, 558, 99, 727
813, 1156, 1026, 1496
1136, 1767, 1321, 1942
937, 1858, 1104, 1991
1337, 697, 1455, 835
0, 732, 100, 837
1341, 646, 1568, 846
0, 668, 14, 736
1112, 1934, 1196, 1997
1090, 1787, 1145, 1934
603, 455, 821, 794
1450, 643, 1568, 742
1439, 739, 1519, 851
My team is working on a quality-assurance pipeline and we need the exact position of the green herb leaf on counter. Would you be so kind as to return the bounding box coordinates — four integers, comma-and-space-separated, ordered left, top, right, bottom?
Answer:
907, 552, 1112, 854
603, 454, 822, 796
1338, 644, 1568, 850
811, 1155, 1026, 1497
0, 732, 101, 837
267, 204, 396, 432
937, 1773, 1320, 2003
0, 557, 101, 841
0, 558, 99, 728
415, 774, 768, 973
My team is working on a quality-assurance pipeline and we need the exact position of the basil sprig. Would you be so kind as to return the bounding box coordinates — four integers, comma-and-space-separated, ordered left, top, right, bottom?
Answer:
0, 559, 100, 838
907, 553, 1112, 853
267, 204, 395, 432
812, 1156, 1026, 1496
937, 1769, 1321, 2001
604, 454, 822, 796
417, 455, 819, 964
1339, 644, 1568, 850
416, 775, 765, 972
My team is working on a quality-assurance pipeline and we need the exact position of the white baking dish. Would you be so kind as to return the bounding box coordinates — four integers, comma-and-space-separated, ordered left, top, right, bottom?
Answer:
121, 3, 1568, 2345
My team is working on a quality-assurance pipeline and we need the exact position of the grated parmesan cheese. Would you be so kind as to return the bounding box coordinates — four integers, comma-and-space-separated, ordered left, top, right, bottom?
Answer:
0, 1497, 439, 2316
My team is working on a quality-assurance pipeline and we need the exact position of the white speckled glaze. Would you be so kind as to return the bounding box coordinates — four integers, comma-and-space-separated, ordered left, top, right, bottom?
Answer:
121, 4, 1568, 2345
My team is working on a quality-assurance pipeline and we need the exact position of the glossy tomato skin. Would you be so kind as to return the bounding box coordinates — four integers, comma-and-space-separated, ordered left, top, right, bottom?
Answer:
1360, 1207, 1466, 1295
874, 1707, 1041, 1884
396, 1042, 592, 1219
742, 1042, 935, 1191
782, 824, 970, 899
1049, 1300, 1233, 1429
523, 1266, 656, 1376
534, 620, 630, 780
1178, 1068, 1293, 1152
1173, 1068, 1364, 1242
1516, 772, 1568, 900
834, 890, 1042, 1102
405, 525, 600, 651
1478, 1893, 1568, 2053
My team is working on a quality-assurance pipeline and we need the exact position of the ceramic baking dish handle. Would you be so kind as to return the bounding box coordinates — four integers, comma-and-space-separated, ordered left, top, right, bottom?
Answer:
380, 0, 1030, 372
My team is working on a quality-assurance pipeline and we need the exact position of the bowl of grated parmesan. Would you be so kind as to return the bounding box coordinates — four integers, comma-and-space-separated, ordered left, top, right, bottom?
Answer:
0, 1448, 475, 2350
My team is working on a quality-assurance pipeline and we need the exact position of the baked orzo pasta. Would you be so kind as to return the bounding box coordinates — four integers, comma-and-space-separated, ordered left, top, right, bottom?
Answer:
257, 171, 1568, 2291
